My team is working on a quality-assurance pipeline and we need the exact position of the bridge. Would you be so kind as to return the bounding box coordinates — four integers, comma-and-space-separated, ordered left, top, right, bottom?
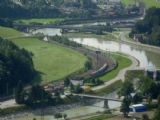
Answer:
73, 94, 122, 102
73, 94, 122, 109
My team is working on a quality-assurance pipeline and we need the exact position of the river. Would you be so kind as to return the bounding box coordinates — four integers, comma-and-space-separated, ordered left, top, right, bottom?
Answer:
20, 27, 160, 120
31, 28, 160, 69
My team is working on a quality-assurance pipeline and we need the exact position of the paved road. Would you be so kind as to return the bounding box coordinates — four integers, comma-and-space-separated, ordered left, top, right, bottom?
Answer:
92, 31, 160, 91
0, 99, 18, 109
73, 93, 122, 101
92, 54, 139, 91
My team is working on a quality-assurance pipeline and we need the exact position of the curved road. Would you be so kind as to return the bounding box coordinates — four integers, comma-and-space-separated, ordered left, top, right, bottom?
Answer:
92, 54, 139, 91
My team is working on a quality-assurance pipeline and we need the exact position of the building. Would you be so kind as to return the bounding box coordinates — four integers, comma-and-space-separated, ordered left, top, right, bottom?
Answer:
133, 34, 143, 42
130, 104, 147, 112
70, 80, 83, 86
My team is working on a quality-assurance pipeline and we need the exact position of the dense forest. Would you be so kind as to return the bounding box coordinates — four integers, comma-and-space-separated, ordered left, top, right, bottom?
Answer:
130, 7, 160, 46
0, 0, 62, 18
0, 0, 96, 18
0, 38, 35, 96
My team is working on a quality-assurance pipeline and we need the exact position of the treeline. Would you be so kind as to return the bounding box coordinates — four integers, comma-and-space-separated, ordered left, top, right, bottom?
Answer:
130, 7, 160, 46
0, 38, 35, 96
0, 18, 13, 27
50, 36, 82, 47
0, 0, 97, 19
15, 83, 63, 107
0, 0, 62, 18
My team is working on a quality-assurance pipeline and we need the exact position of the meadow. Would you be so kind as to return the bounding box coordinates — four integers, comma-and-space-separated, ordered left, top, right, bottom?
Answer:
0, 26, 87, 83
15, 18, 65, 25
121, 0, 160, 8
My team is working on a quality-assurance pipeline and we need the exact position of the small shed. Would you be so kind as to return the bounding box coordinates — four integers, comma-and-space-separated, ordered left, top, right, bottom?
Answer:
130, 104, 147, 112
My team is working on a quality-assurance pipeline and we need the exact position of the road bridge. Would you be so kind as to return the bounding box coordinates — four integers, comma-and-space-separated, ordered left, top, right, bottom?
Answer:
73, 94, 122, 102
73, 93, 122, 109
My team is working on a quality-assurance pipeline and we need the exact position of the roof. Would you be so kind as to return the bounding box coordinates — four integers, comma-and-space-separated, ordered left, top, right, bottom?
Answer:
70, 80, 83, 86
131, 104, 145, 107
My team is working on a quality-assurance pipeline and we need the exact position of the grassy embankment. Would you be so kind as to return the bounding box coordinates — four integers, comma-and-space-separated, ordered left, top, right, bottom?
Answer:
15, 18, 65, 25
0, 26, 87, 83
65, 33, 132, 82
121, 0, 160, 8
94, 80, 122, 95
100, 53, 132, 81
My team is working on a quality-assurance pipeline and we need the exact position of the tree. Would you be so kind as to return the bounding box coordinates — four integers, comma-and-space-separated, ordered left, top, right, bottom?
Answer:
130, 8, 160, 47
85, 60, 92, 70
54, 113, 63, 120
153, 107, 160, 120
74, 85, 83, 93
64, 77, 70, 87
63, 113, 67, 120
15, 81, 24, 104
0, 38, 35, 96
120, 97, 131, 117
80, 0, 96, 9
119, 79, 134, 97
24, 85, 53, 106
152, 96, 160, 120
132, 93, 143, 104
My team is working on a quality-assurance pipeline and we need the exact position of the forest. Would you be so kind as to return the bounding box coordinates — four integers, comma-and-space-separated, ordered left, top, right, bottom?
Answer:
0, 37, 35, 96
130, 7, 160, 46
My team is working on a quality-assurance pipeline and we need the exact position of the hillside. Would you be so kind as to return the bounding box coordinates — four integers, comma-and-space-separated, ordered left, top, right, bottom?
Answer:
0, 0, 97, 18
130, 8, 160, 46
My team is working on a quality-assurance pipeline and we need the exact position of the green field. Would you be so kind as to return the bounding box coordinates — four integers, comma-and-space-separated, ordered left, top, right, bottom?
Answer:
143, 0, 160, 8
94, 81, 122, 95
121, 0, 160, 8
15, 18, 65, 25
121, 0, 135, 6
0, 26, 23, 38
100, 53, 132, 81
0, 26, 87, 83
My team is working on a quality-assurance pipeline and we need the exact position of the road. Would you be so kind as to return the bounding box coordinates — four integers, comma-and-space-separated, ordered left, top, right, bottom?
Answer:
0, 99, 19, 109
73, 93, 122, 101
92, 54, 139, 91
92, 31, 160, 91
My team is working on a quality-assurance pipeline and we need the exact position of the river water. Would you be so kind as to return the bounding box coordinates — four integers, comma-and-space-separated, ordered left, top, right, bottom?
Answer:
32, 28, 160, 69
70, 37, 160, 69
25, 28, 160, 119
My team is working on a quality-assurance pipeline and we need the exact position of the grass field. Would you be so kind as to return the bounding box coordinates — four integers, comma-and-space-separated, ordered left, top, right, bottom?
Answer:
121, 0, 160, 8
15, 18, 65, 25
0, 26, 87, 83
94, 81, 122, 95
0, 26, 23, 38
100, 53, 132, 81
121, 0, 135, 6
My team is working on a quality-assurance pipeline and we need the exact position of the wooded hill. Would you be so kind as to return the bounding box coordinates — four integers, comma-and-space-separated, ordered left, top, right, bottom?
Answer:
0, 37, 35, 96
130, 7, 160, 46
0, 0, 97, 18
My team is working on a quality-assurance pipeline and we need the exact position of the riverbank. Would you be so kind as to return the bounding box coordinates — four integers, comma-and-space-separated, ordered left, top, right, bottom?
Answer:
92, 53, 139, 91
112, 30, 160, 55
